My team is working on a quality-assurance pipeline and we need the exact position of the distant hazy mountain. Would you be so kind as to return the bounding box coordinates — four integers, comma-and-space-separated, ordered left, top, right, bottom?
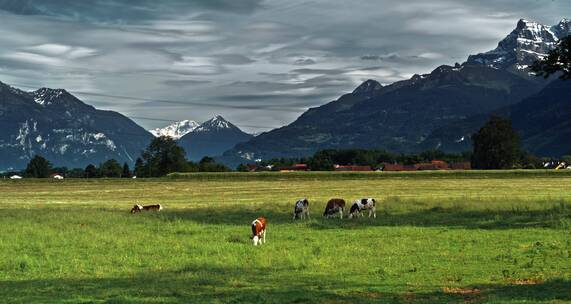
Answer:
150, 120, 199, 139
218, 18, 569, 164
177, 115, 253, 161
0, 81, 153, 171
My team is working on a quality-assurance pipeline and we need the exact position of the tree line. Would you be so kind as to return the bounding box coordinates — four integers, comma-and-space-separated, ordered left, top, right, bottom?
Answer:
5, 136, 230, 178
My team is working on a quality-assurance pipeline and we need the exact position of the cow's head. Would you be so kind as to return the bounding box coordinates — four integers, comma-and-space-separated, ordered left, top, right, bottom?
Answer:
131, 204, 143, 213
348, 203, 360, 218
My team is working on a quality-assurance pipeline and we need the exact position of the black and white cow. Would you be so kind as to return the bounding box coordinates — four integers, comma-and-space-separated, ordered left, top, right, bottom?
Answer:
293, 198, 310, 220
323, 198, 346, 219
348, 198, 376, 219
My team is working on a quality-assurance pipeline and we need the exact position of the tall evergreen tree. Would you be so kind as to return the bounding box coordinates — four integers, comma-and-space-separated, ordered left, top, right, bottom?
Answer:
140, 136, 188, 177
25, 155, 52, 178
471, 116, 521, 169
134, 158, 144, 177
122, 163, 131, 178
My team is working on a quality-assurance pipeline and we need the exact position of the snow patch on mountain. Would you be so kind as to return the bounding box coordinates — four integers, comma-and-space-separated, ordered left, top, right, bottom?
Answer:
33, 88, 66, 106
150, 119, 199, 139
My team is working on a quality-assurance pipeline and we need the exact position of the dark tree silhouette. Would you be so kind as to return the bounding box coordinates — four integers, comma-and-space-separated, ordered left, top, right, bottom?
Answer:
140, 136, 188, 177
471, 116, 521, 169
122, 163, 131, 178
532, 36, 571, 80
25, 155, 52, 178
134, 158, 144, 177
84, 164, 98, 178
99, 159, 122, 178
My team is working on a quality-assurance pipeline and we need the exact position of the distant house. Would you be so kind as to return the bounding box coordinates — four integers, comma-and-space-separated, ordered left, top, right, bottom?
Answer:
278, 164, 309, 172
334, 165, 372, 172
381, 163, 417, 172
415, 160, 449, 171
10, 175, 22, 179
51, 174, 64, 180
430, 160, 449, 170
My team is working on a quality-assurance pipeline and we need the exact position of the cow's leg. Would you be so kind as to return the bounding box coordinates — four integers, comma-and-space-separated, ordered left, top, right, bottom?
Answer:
307, 209, 310, 220
262, 229, 266, 244
372, 207, 376, 218
339, 207, 343, 219
293, 211, 296, 220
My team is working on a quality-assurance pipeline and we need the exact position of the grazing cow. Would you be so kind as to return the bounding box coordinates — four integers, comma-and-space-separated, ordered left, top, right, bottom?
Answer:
142, 204, 162, 211
130, 204, 143, 213
348, 198, 377, 219
130, 204, 162, 213
323, 198, 345, 218
251, 217, 267, 246
293, 198, 310, 220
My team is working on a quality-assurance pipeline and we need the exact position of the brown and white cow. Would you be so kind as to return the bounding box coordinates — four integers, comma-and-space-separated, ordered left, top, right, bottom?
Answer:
348, 198, 376, 219
323, 198, 345, 219
293, 198, 310, 220
130, 204, 162, 213
251, 217, 267, 246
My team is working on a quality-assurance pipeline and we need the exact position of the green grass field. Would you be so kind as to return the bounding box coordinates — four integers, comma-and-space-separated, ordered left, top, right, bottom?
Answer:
1, 171, 570, 303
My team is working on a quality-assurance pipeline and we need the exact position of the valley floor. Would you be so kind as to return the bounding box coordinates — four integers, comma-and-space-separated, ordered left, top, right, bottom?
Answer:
0, 171, 570, 303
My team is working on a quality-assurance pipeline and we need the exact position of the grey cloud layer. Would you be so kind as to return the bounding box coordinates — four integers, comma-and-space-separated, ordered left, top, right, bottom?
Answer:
0, 0, 569, 132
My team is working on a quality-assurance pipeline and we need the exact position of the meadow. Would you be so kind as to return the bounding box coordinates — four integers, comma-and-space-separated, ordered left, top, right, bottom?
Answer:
0, 171, 570, 303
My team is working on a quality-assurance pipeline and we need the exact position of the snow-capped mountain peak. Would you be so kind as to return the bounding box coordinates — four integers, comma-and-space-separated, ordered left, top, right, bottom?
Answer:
466, 18, 569, 71
193, 115, 234, 132
149, 119, 199, 139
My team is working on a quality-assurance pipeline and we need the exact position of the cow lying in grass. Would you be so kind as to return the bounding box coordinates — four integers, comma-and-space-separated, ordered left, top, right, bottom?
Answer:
348, 198, 376, 219
293, 198, 310, 220
130, 204, 162, 213
251, 217, 267, 246
323, 198, 345, 219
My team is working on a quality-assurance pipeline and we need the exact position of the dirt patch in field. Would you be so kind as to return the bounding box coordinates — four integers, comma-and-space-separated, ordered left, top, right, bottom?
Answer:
347, 291, 382, 299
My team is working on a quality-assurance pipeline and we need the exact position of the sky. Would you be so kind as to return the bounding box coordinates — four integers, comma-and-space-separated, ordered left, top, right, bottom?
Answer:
0, 0, 569, 133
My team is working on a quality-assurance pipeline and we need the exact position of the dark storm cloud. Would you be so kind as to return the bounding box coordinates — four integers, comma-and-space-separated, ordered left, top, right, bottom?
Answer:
0, 0, 569, 132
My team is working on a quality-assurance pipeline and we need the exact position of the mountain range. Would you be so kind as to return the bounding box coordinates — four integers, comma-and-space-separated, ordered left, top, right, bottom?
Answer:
221, 18, 571, 165
149, 116, 252, 161
177, 116, 253, 161
0, 82, 153, 171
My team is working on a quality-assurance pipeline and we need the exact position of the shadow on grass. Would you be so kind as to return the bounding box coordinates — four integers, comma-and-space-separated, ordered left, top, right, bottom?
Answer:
2, 203, 569, 230
1, 265, 569, 304
152, 204, 570, 230
412, 279, 571, 303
